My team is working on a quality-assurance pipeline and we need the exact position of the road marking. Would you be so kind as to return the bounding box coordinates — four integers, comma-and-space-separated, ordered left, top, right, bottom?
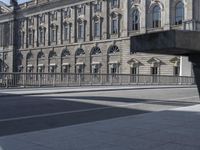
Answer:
0, 107, 110, 122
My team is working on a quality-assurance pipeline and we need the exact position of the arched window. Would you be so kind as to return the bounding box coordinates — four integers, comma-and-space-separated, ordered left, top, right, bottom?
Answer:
27, 52, 33, 60
61, 49, 70, 57
49, 51, 57, 58
175, 2, 184, 25
91, 47, 101, 55
108, 45, 119, 54
37, 51, 45, 59
153, 5, 161, 28
76, 48, 85, 56
132, 9, 140, 31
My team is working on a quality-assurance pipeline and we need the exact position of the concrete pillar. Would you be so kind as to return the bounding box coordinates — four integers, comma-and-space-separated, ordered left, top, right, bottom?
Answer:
189, 55, 200, 96
180, 56, 192, 76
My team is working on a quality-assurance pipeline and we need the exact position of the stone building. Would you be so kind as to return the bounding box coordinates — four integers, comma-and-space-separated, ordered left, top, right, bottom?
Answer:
0, 0, 197, 76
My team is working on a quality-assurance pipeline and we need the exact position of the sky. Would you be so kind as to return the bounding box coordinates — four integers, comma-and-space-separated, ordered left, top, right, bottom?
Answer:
1, 0, 28, 5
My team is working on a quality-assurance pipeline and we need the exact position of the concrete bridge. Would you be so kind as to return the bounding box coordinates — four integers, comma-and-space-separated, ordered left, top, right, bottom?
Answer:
131, 30, 200, 96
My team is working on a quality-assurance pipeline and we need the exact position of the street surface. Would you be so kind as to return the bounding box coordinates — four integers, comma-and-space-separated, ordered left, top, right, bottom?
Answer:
0, 86, 198, 137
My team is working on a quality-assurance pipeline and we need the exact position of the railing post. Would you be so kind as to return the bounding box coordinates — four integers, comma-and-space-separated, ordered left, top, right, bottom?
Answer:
39, 74, 41, 87
78, 74, 81, 86
53, 73, 56, 87
23, 73, 25, 88
5, 76, 8, 88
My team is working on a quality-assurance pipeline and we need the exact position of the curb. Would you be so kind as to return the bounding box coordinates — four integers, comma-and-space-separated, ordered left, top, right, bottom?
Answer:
0, 85, 196, 98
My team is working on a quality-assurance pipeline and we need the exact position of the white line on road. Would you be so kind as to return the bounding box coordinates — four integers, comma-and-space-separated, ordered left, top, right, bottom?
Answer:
0, 106, 110, 122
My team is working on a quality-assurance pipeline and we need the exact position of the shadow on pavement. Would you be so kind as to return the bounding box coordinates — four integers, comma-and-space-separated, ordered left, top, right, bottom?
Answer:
0, 94, 150, 137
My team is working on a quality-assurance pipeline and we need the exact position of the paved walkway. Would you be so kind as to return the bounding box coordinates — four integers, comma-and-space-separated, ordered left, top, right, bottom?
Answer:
0, 85, 196, 97
0, 104, 200, 150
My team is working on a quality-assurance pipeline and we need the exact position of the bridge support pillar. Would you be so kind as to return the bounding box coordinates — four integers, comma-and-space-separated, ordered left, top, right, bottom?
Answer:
189, 55, 200, 97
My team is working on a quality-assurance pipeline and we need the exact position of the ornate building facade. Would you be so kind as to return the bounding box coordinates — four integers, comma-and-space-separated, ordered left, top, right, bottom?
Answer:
0, 0, 198, 76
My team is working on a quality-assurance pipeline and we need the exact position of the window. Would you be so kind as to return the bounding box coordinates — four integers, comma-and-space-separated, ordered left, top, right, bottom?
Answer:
153, 6, 161, 28
111, 14, 118, 34
151, 67, 158, 75
108, 45, 120, 54
76, 48, 85, 56
94, 2, 101, 12
78, 21, 84, 39
64, 24, 69, 41
64, 8, 71, 18
51, 11, 57, 20
94, 21, 100, 37
132, 10, 140, 31
61, 49, 70, 57
174, 66, 180, 76
78, 5, 84, 15
39, 14, 45, 23
131, 67, 138, 83
175, 2, 184, 25
112, 0, 118, 8
28, 17, 34, 26
51, 25, 57, 42
91, 47, 101, 55
20, 32, 25, 48
39, 28, 45, 44
28, 30, 34, 46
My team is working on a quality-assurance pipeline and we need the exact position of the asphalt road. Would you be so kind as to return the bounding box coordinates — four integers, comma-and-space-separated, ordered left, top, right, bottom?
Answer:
0, 87, 199, 137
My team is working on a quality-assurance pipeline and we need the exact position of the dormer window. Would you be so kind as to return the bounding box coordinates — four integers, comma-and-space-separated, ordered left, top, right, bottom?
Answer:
77, 5, 84, 16
39, 14, 45, 24
51, 11, 57, 21
111, 0, 118, 8
94, 2, 102, 12
64, 8, 71, 18
28, 17, 34, 26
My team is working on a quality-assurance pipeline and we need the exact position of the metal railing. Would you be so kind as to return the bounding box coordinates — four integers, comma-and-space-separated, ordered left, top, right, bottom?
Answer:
0, 73, 195, 88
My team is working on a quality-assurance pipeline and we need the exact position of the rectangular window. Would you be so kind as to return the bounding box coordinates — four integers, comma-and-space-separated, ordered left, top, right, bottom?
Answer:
131, 67, 138, 83
78, 23, 84, 39
21, 32, 24, 48
64, 26, 69, 41
151, 67, 158, 75
51, 28, 56, 42
78, 6, 84, 15
94, 22, 100, 37
94, 3, 101, 12
174, 66, 180, 76
39, 30, 44, 44
29, 32, 32, 45
112, 19, 118, 34
112, 0, 118, 8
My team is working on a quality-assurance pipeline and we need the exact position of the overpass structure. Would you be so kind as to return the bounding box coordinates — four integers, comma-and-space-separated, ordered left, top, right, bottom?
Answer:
131, 30, 200, 96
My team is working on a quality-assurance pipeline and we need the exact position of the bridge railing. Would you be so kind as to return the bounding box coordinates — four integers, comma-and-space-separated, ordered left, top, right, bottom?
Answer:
0, 73, 195, 88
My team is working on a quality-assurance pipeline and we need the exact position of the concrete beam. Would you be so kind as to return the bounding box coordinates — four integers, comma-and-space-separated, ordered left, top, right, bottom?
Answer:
131, 30, 200, 56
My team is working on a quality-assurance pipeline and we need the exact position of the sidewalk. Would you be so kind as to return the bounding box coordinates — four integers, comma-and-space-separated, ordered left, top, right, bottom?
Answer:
0, 85, 196, 97
0, 104, 200, 150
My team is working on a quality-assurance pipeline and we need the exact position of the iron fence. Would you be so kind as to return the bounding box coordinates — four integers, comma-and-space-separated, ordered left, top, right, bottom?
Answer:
0, 73, 195, 88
